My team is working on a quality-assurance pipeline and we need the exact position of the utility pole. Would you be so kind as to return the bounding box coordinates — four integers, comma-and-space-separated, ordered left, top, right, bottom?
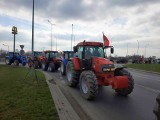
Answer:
71, 24, 73, 51
32, 0, 34, 59
12, 26, 18, 59
126, 43, 128, 56
137, 40, 139, 55
48, 20, 55, 51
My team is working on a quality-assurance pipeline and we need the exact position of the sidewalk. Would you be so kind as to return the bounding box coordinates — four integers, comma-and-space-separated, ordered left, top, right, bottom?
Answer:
43, 72, 81, 120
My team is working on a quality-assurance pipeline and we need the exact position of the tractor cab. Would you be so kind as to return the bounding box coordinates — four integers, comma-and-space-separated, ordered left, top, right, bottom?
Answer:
73, 41, 114, 70
63, 51, 75, 60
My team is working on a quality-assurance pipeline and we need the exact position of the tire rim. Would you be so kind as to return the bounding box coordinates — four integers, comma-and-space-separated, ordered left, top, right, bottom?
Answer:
61, 63, 64, 73
6, 59, 9, 64
48, 66, 51, 71
67, 67, 72, 82
81, 76, 88, 94
42, 63, 45, 69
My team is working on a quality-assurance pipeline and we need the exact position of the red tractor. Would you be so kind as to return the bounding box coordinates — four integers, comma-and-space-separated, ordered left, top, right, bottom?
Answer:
40, 51, 62, 72
66, 41, 134, 100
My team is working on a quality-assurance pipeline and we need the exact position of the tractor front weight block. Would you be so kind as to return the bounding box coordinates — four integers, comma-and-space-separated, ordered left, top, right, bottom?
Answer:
109, 76, 128, 89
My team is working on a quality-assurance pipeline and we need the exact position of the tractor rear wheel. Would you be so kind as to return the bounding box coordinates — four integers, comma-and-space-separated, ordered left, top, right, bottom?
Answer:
5, 58, 11, 65
33, 61, 38, 69
66, 61, 79, 87
14, 60, 19, 66
80, 71, 98, 100
41, 61, 48, 71
153, 93, 160, 120
48, 63, 55, 72
114, 69, 134, 96
60, 62, 66, 75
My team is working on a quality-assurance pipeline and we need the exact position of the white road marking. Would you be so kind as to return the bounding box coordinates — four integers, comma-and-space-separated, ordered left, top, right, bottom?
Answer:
135, 84, 160, 93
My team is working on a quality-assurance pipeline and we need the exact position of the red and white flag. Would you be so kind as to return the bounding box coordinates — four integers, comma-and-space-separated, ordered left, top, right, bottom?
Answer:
103, 33, 110, 47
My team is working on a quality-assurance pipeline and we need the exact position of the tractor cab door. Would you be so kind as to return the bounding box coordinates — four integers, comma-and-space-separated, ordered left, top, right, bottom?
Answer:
77, 46, 92, 70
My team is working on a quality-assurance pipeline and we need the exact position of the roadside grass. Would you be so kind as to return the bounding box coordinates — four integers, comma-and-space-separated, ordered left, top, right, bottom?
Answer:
125, 64, 160, 73
0, 65, 59, 120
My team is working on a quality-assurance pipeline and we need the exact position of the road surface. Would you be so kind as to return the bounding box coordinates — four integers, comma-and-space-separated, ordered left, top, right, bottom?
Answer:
47, 68, 159, 120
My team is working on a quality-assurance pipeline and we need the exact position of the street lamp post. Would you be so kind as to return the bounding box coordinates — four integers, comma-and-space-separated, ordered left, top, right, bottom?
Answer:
126, 43, 128, 56
71, 24, 73, 51
145, 44, 149, 58
137, 40, 139, 55
3, 44, 9, 52
12, 26, 18, 53
48, 20, 55, 51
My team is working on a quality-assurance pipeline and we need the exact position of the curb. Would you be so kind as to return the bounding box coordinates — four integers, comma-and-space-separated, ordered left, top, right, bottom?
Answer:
43, 72, 81, 120
126, 68, 160, 75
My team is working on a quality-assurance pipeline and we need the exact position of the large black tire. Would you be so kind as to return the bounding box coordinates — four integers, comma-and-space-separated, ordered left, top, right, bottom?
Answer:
66, 61, 79, 87
33, 61, 38, 69
79, 71, 98, 100
60, 62, 66, 75
41, 61, 48, 71
14, 60, 19, 66
114, 69, 134, 96
48, 63, 55, 72
5, 58, 11, 65
38, 62, 42, 68
153, 93, 160, 120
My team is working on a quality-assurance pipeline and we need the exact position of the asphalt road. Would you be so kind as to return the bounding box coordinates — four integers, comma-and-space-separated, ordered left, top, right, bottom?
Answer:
47, 68, 159, 120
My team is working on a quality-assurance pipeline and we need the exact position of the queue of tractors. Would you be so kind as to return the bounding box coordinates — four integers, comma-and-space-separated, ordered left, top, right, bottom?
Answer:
4, 39, 135, 100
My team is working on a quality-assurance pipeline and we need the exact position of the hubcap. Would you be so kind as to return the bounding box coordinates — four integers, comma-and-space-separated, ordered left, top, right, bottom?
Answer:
67, 67, 72, 82
6, 59, 9, 64
48, 66, 51, 71
81, 76, 88, 94
42, 63, 45, 69
61, 63, 64, 72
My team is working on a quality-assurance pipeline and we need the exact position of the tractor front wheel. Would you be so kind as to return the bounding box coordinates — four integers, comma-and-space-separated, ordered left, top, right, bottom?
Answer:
48, 63, 55, 72
66, 61, 79, 87
80, 71, 98, 100
41, 61, 48, 71
60, 62, 66, 75
33, 61, 38, 69
5, 58, 11, 65
153, 93, 160, 120
115, 69, 134, 96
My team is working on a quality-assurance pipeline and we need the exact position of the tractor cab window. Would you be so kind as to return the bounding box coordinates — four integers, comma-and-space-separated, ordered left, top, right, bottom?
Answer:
84, 46, 104, 59
69, 52, 74, 59
93, 47, 104, 58
65, 53, 69, 59
50, 52, 58, 58
77, 47, 83, 59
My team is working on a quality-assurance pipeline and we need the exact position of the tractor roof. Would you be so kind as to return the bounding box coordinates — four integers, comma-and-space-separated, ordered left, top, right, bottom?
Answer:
44, 50, 58, 53
77, 41, 103, 47
63, 51, 74, 53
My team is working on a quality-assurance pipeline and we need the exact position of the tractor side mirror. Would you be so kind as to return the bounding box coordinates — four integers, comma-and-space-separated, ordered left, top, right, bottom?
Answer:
111, 47, 114, 54
73, 46, 78, 52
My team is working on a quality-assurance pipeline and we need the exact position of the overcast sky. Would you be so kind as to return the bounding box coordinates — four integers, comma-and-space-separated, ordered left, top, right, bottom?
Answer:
0, 0, 160, 58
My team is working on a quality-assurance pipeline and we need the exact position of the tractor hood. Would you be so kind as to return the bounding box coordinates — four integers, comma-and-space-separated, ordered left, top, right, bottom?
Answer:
92, 57, 113, 65
92, 57, 114, 72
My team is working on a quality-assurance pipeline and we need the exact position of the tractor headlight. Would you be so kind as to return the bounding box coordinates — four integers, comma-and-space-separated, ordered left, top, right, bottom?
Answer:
102, 67, 115, 72
100, 64, 115, 72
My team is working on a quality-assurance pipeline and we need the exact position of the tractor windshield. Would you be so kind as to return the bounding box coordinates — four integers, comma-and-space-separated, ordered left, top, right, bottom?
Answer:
84, 46, 104, 59
34, 52, 42, 57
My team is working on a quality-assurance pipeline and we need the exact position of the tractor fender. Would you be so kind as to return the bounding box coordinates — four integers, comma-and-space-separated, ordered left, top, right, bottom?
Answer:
114, 64, 126, 71
71, 57, 80, 70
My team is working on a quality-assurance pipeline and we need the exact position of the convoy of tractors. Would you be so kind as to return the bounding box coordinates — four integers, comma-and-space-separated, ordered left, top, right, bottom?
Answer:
4, 36, 159, 120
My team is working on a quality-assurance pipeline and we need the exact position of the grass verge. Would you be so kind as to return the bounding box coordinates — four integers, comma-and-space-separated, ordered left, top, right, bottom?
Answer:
125, 64, 160, 73
0, 65, 59, 120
